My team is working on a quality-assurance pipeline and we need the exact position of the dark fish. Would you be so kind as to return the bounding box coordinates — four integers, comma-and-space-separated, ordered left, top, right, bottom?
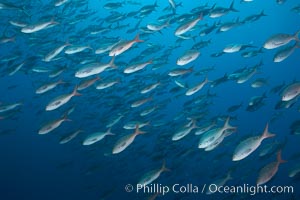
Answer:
227, 102, 243, 113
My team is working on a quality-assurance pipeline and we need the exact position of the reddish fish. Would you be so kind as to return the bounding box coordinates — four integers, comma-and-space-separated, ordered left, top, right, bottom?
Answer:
257, 150, 287, 185
109, 34, 143, 56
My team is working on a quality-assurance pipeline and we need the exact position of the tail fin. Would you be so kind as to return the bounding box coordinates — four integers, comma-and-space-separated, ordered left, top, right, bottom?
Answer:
72, 85, 81, 96
135, 124, 146, 135
294, 30, 300, 42
261, 123, 276, 139
260, 10, 267, 17
134, 33, 144, 43
276, 150, 287, 164
106, 128, 115, 136
229, 1, 239, 12
109, 56, 117, 68
223, 117, 236, 130
161, 160, 171, 172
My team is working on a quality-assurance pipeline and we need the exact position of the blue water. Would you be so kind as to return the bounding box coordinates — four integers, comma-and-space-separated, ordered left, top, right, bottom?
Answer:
0, 0, 300, 200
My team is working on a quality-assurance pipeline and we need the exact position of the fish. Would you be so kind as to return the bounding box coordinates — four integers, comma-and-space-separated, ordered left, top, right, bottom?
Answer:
96, 79, 120, 90
103, 2, 123, 10
36, 80, 65, 94
0, 103, 22, 113
124, 60, 152, 74
209, 1, 238, 18
227, 102, 243, 113
176, 50, 200, 66
78, 76, 100, 91
46, 86, 81, 111
172, 120, 198, 141
281, 82, 300, 101
8, 61, 25, 76
0, 2, 25, 11
241, 48, 263, 58
195, 121, 217, 135
206, 172, 232, 194
38, 114, 71, 135
64, 45, 92, 55
59, 130, 83, 144
83, 128, 115, 146
112, 125, 145, 154
243, 10, 267, 23
289, 164, 300, 178
273, 43, 300, 62
204, 129, 236, 151
140, 82, 160, 94
264, 31, 300, 49
43, 42, 70, 62
138, 160, 170, 186
21, 19, 58, 33
55, 0, 69, 7
109, 34, 143, 56
75, 57, 117, 78
223, 43, 255, 53
246, 93, 267, 112
123, 121, 150, 130
185, 77, 210, 96
210, 73, 229, 88
251, 78, 268, 88
198, 117, 236, 149
168, 67, 193, 77
257, 150, 286, 185
131, 97, 152, 108
147, 20, 170, 32
232, 124, 275, 161
175, 14, 203, 36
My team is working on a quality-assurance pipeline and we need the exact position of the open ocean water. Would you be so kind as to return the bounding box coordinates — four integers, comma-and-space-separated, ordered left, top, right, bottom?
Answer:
0, 0, 300, 199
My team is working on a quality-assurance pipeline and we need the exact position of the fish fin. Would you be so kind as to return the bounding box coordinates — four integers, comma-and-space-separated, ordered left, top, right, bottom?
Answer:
109, 56, 118, 68
106, 128, 115, 136
226, 171, 233, 180
135, 124, 146, 135
58, 79, 65, 84
198, 12, 203, 20
161, 160, 171, 172
229, 0, 239, 12
134, 33, 144, 43
63, 114, 72, 122
260, 10, 267, 16
277, 150, 287, 164
262, 123, 276, 139
294, 30, 300, 41
191, 119, 199, 129
73, 85, 82, 96
224, 117, 236, 130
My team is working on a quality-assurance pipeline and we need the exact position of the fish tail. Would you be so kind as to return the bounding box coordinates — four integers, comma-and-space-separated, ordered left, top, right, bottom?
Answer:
198, 12, 203, 20
230, 1, 239, 12
106, 128, 115, 136
191, 119, 199, 129
58, 79, 65, 84
109, 56, 118, 68
277, 150, 287, 164
73, 85, 82, 96
294, 30, 300, 41
63, 113, 72, 122
260, 10, 267, 16
134, 33, 144, 43
262, 123, 276, 139
224, 117, 236, 130
162, 160, 171, 172
135, 124, 146, 135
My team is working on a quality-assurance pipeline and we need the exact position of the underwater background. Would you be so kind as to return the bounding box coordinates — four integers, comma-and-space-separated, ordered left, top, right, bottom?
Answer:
0, 0, 300, 199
